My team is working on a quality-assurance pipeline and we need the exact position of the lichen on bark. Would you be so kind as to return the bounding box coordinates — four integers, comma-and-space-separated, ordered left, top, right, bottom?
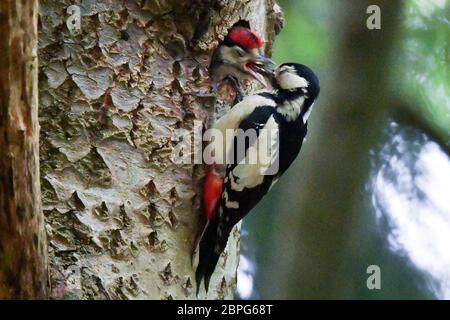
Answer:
39, 0, 281, 299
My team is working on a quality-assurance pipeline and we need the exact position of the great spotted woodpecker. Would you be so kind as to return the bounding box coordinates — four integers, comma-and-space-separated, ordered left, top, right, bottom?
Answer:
194, 63, 320, 294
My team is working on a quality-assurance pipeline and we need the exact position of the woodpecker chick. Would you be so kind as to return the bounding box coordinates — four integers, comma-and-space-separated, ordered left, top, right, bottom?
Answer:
195, 63, 320, 294
210, 26, 275, 102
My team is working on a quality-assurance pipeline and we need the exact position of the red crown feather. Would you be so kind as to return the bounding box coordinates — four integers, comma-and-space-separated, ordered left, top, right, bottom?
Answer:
228, 26, 264, 50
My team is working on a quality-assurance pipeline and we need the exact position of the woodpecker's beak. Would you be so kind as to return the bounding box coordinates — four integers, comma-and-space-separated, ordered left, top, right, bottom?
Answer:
244, 54, 275, 87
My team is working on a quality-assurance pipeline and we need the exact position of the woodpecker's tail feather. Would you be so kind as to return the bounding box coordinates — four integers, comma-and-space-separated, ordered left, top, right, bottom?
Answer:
194, 217, 223, 296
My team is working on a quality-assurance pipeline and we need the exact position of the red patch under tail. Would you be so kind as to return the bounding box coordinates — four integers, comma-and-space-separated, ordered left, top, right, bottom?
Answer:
203, 165, 223, 220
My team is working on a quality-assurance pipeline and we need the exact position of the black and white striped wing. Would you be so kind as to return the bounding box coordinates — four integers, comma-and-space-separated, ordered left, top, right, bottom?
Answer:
220, 106, 281, 226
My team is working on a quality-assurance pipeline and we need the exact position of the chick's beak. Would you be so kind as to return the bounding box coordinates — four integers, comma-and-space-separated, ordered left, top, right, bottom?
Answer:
243, 54, 276, 88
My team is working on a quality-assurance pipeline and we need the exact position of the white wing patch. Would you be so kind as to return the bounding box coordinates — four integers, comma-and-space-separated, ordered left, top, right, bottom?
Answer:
208, 92, 276, 165
277, 96, 305, 122
229, 116, 279, 191
213, 93, 276, 132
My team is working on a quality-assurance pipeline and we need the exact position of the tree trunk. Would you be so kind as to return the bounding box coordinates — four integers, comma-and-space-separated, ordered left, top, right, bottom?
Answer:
39, 0, 281, 299
0, 0, 47, 299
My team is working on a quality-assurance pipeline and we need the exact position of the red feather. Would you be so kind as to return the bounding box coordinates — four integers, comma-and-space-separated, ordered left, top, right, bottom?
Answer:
203, 165, 223, 220
228, 26, 264, 50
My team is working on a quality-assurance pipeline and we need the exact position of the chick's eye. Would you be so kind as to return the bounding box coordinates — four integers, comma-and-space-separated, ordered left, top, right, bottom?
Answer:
234, 46, 246, 57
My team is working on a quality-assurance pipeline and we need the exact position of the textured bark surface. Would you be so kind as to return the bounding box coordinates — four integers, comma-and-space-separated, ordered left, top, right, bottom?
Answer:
0, 0, 47, 299
39, 0, 280, 299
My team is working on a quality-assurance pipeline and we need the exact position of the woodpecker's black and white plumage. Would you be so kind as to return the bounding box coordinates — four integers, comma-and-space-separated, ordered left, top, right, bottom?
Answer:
197, 25, 274, 270
195, 63, 320, 294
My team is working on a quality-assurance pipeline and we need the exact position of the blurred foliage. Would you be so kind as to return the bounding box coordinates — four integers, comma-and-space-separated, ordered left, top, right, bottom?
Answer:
272, 0, 334, 70
399, 0, 450, 140
239, 0, 450, 300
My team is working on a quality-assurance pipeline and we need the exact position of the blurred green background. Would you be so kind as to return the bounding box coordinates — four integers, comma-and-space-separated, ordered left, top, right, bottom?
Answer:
238, 0, 450, 299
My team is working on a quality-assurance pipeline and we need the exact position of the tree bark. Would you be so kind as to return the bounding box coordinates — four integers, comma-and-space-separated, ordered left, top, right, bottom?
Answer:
0, 0, 48, 299
39, 0, 280, 299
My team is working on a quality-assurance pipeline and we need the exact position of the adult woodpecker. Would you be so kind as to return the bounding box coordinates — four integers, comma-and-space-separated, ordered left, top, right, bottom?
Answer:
210, 25, 275, 102
194, 63, 320, 294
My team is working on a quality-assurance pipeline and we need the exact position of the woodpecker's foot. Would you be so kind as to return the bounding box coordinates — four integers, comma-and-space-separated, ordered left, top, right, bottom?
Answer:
225, 76, 244, 104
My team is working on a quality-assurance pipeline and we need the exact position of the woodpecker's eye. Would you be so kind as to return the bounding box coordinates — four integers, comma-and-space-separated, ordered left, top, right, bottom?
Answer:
234, 46, 246, 57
